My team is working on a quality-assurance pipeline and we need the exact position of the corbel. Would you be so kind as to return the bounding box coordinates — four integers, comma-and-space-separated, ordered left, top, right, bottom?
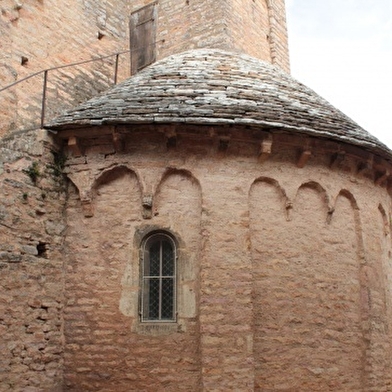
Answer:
208, 127, 216, 138
67, 171, 94, 217
329, 151, 346, 169
218, 135, 231, 153
159, 125, 177, 150
81, 198, 94, 218
80, 190, 94, 218
112, 131, 125, 152
165, 129, 177, 150
297, 149, 312, 168
357, 156, 374, 175
142, 194, 153, 219
375, 169, 390, 186
67, 136, 83, 157
327, 205, 335, 224
258, 134, 273, 163
285, 200, 293, 221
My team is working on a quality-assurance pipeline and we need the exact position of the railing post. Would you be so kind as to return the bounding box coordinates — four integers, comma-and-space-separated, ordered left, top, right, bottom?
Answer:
130, 48, 133, 76
0, 48, 137, 131
41, 70, 48, 128
114, 53, 120, 85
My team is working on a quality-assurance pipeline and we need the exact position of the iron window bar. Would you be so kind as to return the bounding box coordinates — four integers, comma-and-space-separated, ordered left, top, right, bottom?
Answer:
141, 233, 177, 323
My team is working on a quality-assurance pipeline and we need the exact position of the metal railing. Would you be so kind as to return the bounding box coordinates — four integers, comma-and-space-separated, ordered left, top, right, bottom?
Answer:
0, 50, 131, 129
0, 40, 162, 130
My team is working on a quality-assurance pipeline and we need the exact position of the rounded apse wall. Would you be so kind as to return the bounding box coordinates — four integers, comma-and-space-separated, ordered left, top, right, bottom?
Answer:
61, 124, 392, 391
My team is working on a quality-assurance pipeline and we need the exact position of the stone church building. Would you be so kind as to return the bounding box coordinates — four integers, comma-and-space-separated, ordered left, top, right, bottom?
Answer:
1, 0, 392, 391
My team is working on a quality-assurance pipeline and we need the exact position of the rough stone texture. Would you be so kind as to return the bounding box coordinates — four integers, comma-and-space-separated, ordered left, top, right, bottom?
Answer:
156, 0, 289, 72
64, 165, 202, 391
47, 49, 391, 162
0, 0, 133, 135
0, 130, 66, 391
2, 108, 392, 391
54, 124, 392, 391
250, 182, 363, 390
0, 0, 288, 136
2, 122, 392, 390
1, 0, 392, 390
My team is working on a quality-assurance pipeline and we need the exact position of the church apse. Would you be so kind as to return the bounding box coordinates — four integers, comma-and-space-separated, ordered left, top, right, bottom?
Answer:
249, 180, 364, 391
63, 164, 202, 391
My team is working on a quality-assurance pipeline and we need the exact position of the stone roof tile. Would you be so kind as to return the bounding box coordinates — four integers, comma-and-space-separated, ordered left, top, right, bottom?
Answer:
47, 49, 391, 159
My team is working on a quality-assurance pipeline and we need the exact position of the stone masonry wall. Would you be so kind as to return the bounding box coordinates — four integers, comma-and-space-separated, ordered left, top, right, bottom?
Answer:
0, 130, 66, 391
157, 0, 230, 58
1, 123, 391, 391
0, 0, 133, 135
63, 147, 203, 390
267, 0, 290, 72
60, 125, 392, 391
156, 0, 289, 72
229, 0, 272, 64
250, 180, 363, 390
1, 0, 290, 136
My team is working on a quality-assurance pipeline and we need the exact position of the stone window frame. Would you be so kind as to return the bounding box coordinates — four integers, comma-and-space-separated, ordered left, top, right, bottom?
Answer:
130, 226, 195, 335
140, 230, 178, 323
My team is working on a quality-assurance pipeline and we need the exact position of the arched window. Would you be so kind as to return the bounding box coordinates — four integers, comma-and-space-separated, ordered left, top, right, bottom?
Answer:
141, 232, 177, 322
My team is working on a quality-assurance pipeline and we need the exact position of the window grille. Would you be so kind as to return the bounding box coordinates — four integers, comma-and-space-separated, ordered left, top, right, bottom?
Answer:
141, 233, 176, 322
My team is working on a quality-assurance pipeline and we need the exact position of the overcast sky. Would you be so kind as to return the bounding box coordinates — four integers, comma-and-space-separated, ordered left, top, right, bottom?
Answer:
286, 0, 392, 148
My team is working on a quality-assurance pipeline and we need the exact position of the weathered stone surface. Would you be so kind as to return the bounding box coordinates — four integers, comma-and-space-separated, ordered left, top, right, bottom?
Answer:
47, 49, 391, 162
54, 124, 392, 391
0, 130, 65, 391
1, 124, 392, 390
1, 1, 392, 391
0, 0, 288, 137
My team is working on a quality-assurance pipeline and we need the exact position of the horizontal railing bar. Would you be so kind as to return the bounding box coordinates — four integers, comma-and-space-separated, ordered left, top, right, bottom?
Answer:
0, 39, 164, 93
0, 69, 45, 93
44, 49, 131, 73
0, 40, 165, 93
0, 39, 163, 131
0, 49, 130, 93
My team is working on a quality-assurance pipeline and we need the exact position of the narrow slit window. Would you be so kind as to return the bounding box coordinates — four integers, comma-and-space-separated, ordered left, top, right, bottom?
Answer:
141, 233, 176, 322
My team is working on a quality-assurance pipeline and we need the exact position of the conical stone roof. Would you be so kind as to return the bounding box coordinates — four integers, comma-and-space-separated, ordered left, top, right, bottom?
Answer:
48, 49, 391, 159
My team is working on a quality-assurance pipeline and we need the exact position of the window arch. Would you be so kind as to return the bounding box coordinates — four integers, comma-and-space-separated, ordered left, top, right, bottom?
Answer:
140, 232, 177, 322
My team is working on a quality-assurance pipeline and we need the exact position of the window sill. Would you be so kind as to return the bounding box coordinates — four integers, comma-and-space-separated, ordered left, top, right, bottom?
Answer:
133, 322, 184, 336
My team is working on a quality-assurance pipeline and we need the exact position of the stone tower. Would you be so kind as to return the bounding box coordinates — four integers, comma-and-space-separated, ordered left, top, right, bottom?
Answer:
0, 0, 289, 136
1, 1, 392, 391
135, 0, 290, 72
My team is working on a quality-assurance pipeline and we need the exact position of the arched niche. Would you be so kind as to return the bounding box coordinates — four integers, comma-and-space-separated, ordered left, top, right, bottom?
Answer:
250, 180, 363, 390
